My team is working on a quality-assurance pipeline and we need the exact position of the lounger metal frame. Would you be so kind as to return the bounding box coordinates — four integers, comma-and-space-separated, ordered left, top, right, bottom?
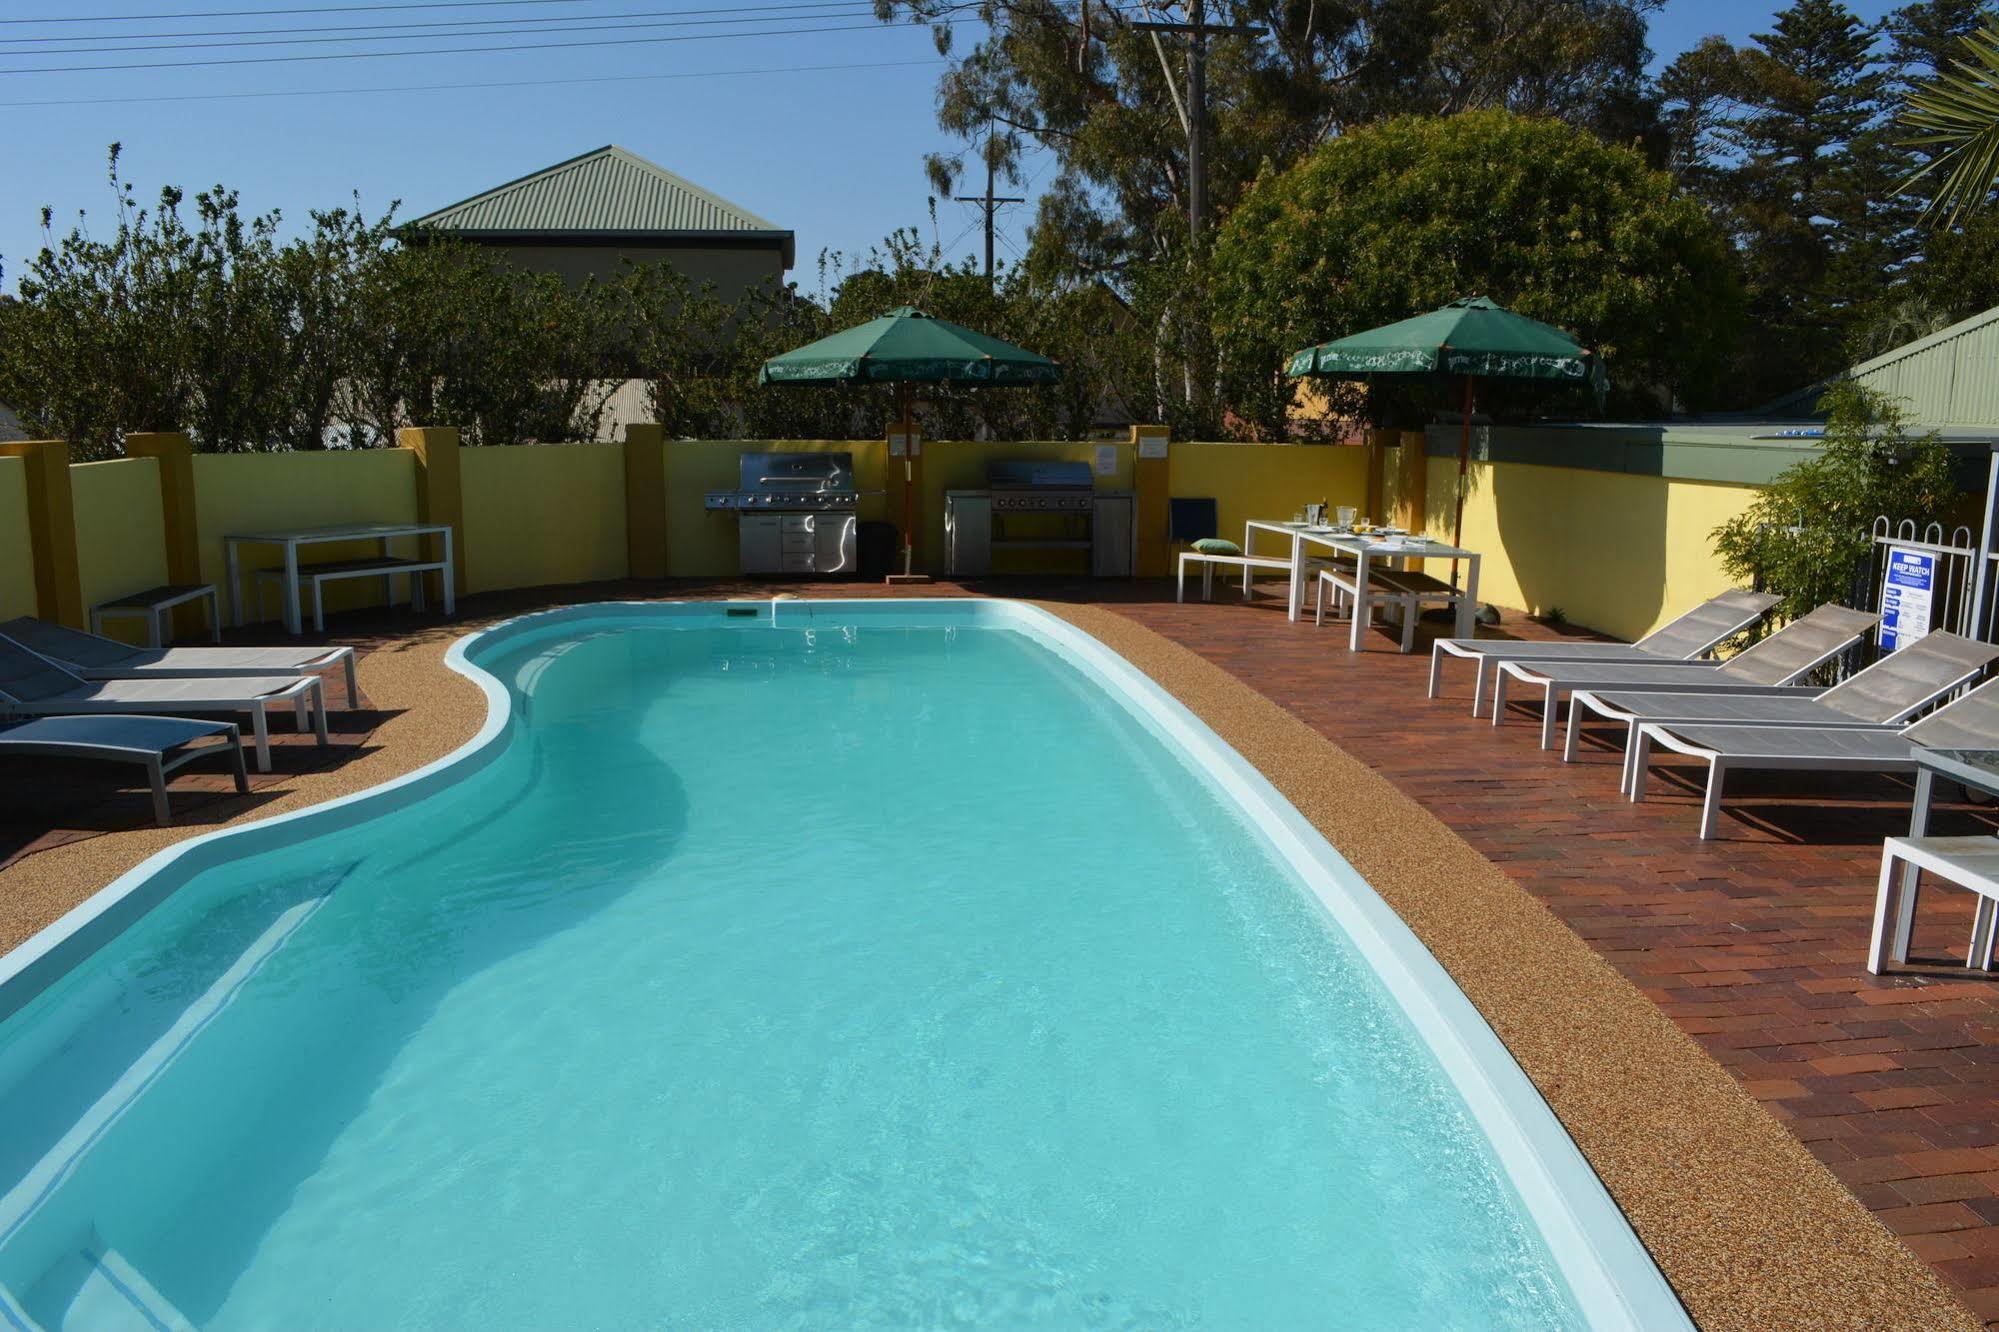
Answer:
1426, 591, 1781, 716
0, 716, 249, 825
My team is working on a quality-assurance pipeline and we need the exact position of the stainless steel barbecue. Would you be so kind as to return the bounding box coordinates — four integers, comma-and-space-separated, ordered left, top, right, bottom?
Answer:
944, 457, 1134, 577
987, 459, 1096, 512
705, 450, 859, 575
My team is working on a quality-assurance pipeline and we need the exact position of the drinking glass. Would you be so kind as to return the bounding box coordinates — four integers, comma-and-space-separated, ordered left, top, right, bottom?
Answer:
1336, 506, 1356, 528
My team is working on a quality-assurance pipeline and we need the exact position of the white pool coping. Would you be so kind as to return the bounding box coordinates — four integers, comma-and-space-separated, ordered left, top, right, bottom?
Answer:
0, 598, 1689, 1329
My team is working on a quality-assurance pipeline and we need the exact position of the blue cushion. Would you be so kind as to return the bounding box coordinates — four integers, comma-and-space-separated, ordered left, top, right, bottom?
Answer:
1192, 538, 1242, 556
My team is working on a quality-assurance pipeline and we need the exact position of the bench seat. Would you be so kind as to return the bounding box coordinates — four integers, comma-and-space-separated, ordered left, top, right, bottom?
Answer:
254, 557, 448, 633
90, 583, 220, 648
1315, 563, 1467, 653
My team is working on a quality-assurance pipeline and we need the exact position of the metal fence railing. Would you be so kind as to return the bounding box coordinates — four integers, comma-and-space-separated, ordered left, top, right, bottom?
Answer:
1861, 518, 1981, 641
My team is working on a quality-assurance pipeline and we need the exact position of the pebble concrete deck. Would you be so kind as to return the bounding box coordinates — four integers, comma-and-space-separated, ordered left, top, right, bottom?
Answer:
8, 575, 1999, 1325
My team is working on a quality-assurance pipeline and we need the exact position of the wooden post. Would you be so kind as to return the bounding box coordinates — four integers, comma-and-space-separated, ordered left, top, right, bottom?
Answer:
623, 423, 668, 579
398, 426, 466, 600
123, 431, 205, 635
1394, 429, 1428, 534
1132, 424, 1171, 577
0, 440, 84, 627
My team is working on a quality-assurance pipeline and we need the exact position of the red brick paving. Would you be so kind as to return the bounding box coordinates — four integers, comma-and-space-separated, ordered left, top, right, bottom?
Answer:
10, 574, 1999, 1319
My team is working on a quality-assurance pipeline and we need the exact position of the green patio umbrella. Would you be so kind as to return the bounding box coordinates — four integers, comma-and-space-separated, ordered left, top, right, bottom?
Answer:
1286, 296, 1604, 580
760, 306, 1062, 577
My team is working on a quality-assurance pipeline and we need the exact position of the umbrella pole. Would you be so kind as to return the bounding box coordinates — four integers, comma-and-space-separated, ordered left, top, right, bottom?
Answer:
899, 384, 916, 578
1451, 374, 1474, 590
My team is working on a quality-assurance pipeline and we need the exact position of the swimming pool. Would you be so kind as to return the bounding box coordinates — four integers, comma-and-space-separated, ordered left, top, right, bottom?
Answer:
0, 600, 1685, 1329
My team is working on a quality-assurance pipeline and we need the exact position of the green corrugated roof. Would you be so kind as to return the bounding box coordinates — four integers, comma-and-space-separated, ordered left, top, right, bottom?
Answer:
410, 145, 792, 264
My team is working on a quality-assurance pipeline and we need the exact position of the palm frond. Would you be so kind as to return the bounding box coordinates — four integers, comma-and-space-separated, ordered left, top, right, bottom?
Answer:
1898, 19, 1999, 227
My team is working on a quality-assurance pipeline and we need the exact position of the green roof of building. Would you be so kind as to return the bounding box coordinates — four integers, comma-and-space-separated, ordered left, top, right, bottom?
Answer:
1760, 303, 1999, 429
409, 145, 793, 266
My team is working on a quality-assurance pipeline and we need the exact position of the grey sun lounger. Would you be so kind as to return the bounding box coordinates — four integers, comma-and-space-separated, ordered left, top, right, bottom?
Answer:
1490, 604, 1879, 749
1428, 589, 1781, 716
0, 634, 325, 773
1628, 673, 1999, 839
1569, 630, 1999, 791
0, 616, 359, 707
0, 715, 249, 826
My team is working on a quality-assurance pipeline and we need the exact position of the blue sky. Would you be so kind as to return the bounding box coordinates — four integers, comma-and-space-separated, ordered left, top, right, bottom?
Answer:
0, 0, 1903, 296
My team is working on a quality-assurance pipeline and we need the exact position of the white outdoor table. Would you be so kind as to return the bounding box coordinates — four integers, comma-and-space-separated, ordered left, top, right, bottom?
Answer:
224, 522, 455, 636
1244, 519, 1481, 649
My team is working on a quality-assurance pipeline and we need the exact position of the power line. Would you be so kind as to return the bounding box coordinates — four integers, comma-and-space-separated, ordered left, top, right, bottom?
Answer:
0, 55, 941, 108
1, 0, 604, 24
0, 19, 892, 74
0, 1, 862, 47
3, 6, 879, 58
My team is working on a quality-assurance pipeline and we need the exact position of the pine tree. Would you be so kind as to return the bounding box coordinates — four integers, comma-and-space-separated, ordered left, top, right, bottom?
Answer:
1721, 0, 1888, 397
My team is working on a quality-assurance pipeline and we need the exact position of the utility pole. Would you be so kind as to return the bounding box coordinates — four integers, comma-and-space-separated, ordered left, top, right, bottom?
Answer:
960, 124, 1023, 280
1132, 3, 1261, 244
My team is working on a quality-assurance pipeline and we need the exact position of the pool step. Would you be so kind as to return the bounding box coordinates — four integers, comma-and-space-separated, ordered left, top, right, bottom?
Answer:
6, 1236, 193, 1332
33, 1241, 192, 1332
2, 1276, 43, 1331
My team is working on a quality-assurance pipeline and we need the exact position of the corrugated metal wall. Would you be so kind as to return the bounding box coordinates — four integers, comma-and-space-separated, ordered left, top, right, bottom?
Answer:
1847, 311, 1999, 428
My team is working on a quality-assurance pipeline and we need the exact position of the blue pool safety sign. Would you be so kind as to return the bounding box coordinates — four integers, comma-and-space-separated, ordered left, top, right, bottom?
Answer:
1880, 546, 1938, 650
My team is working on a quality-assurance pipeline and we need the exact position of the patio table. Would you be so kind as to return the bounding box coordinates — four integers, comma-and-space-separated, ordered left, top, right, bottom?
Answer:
1244, 519, 1481, 649
224, 522, 455, 636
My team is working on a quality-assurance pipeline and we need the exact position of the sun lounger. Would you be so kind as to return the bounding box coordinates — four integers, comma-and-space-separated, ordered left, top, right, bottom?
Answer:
1490, 604, 1878, 748
0, 634, 325, 773
0, 616, 359, 708
1428, 589, 1781, 715
0, 715, 249, 826
1628, 674, 1999, 839
1569, 630, 1999, 789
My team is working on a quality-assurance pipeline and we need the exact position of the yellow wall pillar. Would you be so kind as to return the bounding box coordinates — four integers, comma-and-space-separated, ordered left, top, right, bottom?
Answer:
1364, 427, 1394, 524
0, 439, 84, 627
623, 423, 667, 579
398, 426, 466, 598
1131, 425, 1170, 577
1394, 430, 1428, 533
122, 431, 205, 634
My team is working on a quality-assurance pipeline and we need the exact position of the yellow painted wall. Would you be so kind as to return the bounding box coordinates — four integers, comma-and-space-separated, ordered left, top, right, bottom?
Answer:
70, 457, 170, 625
1438, 456, 1760, 643
0, 457, 39, 622
193, 450, 419, 623
461, 442, 629, 593
663, 440, 891, 577
1169, 443, 1370, 549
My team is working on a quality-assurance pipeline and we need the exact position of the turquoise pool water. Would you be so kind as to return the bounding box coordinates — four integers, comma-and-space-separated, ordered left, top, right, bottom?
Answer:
0, 605, 1625, 1329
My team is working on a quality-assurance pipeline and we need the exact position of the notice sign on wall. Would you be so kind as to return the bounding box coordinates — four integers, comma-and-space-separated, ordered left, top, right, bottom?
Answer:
1880, 545, 1938, 650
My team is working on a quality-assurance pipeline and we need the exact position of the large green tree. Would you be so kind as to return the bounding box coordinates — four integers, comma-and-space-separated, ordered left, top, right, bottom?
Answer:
1208, 110, 1741, 435
873, 1, 1659, 280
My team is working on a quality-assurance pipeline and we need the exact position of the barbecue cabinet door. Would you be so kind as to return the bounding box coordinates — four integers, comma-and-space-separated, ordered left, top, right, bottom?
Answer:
814, 514, 856, 575
945, 492, 992, 577
739, 514, 782, 574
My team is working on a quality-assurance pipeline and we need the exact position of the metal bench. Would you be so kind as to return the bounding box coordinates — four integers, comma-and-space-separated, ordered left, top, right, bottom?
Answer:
1176, 551, 1294, 602
90, 584, 220, 648
1870, 835, 1999, 974
252, 556, 448, 634
1315, 565, 1466, 653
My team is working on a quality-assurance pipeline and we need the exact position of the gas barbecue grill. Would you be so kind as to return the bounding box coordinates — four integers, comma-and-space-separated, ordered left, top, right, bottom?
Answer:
987, 459, 1096, 512
944, 458, 1134, 577
704, 451, 860, 575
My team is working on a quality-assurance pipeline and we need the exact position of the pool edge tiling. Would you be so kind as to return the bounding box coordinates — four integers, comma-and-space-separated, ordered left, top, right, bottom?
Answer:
0, 591, 1979, 1331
